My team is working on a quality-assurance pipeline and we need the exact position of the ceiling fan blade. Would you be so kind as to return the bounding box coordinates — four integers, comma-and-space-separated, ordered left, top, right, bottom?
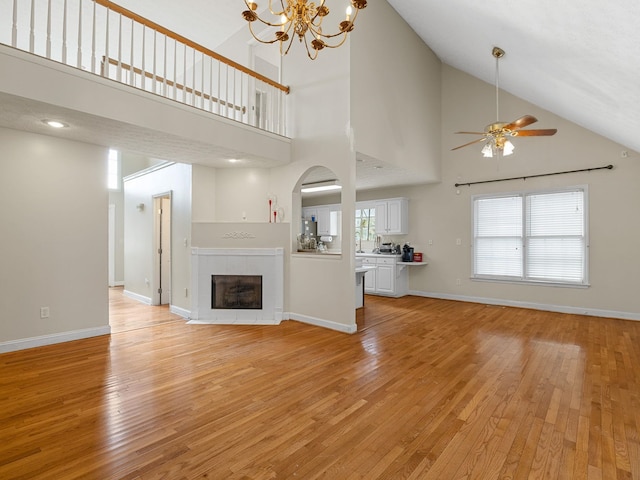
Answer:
454, 131, 487, 135
504, 115, 538, 131
451, 137, 487, 151
511, 128, 557, 137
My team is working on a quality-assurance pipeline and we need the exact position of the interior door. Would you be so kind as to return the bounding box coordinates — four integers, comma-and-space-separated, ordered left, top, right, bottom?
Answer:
159, 196, 172, 305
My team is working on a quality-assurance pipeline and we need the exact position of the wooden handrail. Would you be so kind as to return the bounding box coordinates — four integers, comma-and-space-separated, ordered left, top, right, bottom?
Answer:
102, 57, 247, 113
93, 0, 290, 94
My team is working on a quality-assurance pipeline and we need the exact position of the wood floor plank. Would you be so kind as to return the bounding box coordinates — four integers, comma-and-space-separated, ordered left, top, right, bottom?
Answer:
2, 289, 640, 478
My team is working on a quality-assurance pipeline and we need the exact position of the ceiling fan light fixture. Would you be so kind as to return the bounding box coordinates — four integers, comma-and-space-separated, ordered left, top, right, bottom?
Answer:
451, 46, 557, 156
481, 143, 494, 158
503, 139, 515, 156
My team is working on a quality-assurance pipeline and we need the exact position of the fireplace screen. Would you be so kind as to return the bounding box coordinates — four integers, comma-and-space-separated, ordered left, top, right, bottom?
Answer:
211, 275, 263, 310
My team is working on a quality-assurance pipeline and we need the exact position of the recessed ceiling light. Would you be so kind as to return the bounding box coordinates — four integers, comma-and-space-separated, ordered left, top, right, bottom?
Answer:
227, 158, 240, 164
43, 120, 68, 129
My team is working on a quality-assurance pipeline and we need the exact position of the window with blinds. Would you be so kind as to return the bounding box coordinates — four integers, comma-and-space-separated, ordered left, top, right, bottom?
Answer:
473, 187, 588, 285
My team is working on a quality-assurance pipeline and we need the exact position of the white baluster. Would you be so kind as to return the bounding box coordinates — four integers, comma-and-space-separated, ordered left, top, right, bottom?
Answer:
141, 26, 146, 91
117, 14, 122, 82
77, 0, 83, 68
209, 57, 213, 112
173, 39, 177, 101
224, 64, 229, 118
91, 0, 96, 73
217, 59, 221, 115
29, 0, 35, 53
62, 0, 67, 64
162, 35, 167, 97
46, 0, 51, 58
11, 0, 17, 47
130, 18, 135, 86
149, 30, 155, 93
233, 68, 237, 120
103, 7, 109, 77
192, 48, 196, 106
182, 44, 187, 103
201, 52, 205, 109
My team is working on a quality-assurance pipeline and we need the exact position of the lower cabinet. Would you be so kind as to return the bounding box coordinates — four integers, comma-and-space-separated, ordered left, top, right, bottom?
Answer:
361, 256, 408, 297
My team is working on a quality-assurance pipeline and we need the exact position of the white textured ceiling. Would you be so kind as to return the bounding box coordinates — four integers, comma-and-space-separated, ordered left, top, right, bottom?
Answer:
3, 1, 639, 189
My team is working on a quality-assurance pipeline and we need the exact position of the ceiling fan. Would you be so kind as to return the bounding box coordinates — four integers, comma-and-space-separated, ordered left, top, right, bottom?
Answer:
451, 47, 557, 157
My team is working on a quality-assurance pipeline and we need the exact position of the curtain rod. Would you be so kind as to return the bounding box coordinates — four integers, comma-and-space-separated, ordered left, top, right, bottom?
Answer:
454, 164, 614, 188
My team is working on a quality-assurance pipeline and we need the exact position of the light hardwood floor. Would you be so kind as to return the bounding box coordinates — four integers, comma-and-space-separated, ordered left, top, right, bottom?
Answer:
1, 289, 640, 479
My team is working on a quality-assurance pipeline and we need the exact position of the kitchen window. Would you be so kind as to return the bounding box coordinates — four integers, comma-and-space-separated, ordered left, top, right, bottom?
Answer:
472, 186, 588, 286
355, 207, 376, 242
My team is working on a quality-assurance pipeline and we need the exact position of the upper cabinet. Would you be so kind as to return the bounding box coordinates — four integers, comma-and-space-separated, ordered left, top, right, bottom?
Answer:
375, 198, 409, 235
302, 205, 340, 236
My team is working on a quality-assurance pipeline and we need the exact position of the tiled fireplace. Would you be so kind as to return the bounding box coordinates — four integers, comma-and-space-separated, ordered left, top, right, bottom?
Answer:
189, 248, 284, 324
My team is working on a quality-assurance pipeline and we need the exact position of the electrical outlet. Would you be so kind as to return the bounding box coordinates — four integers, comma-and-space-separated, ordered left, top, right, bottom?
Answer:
185, 288, 188, 297
455, 279, 461, 286
456, 238, 462, 246
428, 239, 433, 245
40, 306, 50, 318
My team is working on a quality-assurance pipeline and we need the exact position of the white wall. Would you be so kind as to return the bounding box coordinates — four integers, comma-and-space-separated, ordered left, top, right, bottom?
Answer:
0, 128, 109, 351
214, 168, 272, 223
191, 164, 218, 224
268, 28, 358, 332
123, 163, 192, 311
351, 0, 442, 183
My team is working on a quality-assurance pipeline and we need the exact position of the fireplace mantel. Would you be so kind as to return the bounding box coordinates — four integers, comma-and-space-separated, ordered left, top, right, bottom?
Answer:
189, 248, 284, 325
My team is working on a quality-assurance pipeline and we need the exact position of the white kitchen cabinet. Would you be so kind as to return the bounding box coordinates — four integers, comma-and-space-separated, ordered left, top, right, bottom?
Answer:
375, 198, 409, 235
303, 204, 340, 236
358, 255, 408, 297
302, 207, 318, 221
375, 258, 396, 294
361, 257, 377, 293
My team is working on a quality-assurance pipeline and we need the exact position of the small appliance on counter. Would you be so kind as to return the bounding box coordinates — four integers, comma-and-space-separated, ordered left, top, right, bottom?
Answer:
402, 243, 414, 262
379, 242, 397, 254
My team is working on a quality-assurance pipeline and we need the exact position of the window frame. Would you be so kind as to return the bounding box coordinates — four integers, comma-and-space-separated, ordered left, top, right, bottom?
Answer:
471, 185, 589, 287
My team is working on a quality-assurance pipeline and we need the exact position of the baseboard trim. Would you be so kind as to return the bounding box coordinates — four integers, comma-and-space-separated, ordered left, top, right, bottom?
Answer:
0, 326, 111, 354
170, 305, 191, 319
409, 290, 640, 321
123, 290, 152, 305
287, 312, 357, 334
187, 319, 281, 326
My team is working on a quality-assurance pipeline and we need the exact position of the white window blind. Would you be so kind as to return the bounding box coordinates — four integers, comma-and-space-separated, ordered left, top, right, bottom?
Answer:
473, 187, 587, 285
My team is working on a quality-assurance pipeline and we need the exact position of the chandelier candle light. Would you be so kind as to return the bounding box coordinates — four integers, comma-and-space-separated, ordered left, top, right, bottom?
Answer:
242, 0, 367, 60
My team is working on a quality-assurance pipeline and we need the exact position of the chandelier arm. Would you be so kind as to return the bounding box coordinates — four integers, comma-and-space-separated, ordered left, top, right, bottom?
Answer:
267, 0, 287, 17
302, 33, 319, 60
281, 27, 297, 56
315, 32, 349, 49
309, 9, 360, 40
247, 22, 281, 45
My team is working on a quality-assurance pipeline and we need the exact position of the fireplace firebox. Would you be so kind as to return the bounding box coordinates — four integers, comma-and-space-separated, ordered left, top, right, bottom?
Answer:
211, 275, 263, 310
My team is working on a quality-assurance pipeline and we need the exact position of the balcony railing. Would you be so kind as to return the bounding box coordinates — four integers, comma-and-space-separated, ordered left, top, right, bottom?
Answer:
0, 0, 289, 136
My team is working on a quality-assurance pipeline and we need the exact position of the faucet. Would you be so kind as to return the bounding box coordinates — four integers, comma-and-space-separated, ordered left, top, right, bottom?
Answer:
355, 232, 364, 253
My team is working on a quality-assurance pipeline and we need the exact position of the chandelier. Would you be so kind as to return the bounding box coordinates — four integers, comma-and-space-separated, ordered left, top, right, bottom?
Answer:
242, 0, 368, 60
